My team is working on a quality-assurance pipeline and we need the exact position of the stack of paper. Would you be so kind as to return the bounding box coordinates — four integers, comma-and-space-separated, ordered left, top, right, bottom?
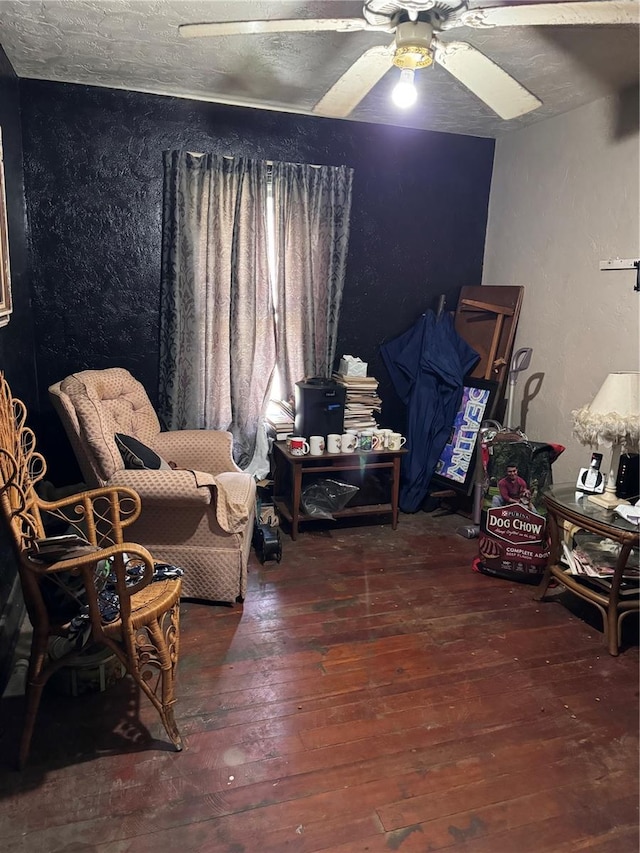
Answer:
265, 400, 295, 441
561, 532, 639, 597
614, 504, 640, 525
332, 373, 382, 432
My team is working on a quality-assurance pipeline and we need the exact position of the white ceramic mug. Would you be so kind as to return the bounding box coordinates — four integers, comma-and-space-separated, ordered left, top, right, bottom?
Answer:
327, 434, 342, 454
388, 432, 406, 451
340, 432, 357, 453
309, 435, 325, 456
373, 429, 388, 449
289, 436, 310, 456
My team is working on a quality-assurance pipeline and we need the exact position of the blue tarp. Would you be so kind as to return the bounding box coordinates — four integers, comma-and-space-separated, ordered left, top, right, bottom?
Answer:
381, 310, 479, 512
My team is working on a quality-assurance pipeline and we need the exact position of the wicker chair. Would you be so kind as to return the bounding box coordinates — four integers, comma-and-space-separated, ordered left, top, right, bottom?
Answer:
49, 368, 256, 604
0, 373, 182, 768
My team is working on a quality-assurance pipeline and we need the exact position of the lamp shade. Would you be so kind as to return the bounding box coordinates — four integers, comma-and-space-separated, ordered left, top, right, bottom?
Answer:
572, 372, 640, 449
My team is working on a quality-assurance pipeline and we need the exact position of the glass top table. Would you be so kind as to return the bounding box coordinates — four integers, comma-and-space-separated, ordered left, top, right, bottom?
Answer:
544, 484, 640, 538
535, 483, 639, 655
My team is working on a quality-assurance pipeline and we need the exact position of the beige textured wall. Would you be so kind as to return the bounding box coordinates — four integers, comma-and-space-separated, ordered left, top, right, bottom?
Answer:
483, 93, 640, 483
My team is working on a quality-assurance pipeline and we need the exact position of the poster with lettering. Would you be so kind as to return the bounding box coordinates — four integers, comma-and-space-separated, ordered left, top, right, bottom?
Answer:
477, 438, 564, 584
435, 385, 492, 486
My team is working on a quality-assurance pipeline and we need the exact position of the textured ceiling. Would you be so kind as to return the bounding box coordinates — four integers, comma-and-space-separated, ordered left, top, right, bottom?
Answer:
0, 0, 638, 137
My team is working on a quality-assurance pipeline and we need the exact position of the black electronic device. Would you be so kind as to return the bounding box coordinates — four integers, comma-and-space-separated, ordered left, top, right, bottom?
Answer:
253, 522, 282, 564
616, 453, 639, 500
294, 377, 346, 439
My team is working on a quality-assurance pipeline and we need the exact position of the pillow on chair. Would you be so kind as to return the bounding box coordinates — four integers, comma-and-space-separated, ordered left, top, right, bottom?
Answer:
115, 433, 171, 471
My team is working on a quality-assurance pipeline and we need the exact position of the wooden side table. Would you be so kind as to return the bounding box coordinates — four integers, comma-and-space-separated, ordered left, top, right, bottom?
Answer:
535, 485, 639, 655
271, 442, 407, 540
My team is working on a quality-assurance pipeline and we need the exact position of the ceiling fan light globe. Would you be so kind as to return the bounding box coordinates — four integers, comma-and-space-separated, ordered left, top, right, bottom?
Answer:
392, 69, 418, 109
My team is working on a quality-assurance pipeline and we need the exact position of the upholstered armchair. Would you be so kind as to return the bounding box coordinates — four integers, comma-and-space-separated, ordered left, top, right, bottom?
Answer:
49, 368, 256, 604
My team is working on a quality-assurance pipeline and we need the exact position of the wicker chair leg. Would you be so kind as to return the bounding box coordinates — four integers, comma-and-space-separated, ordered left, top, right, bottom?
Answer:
158, 703, 183, 751
18, 681, 46, 769
18, 633, 51, 769
127, 605, 182, 751
132, 656, 183, 750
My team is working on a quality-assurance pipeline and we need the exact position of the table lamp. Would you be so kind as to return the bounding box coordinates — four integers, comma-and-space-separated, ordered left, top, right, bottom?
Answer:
572, 372, 640, 509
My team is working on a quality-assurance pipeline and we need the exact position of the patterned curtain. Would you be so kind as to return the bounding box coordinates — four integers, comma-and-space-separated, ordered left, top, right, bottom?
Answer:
159, 152, 353, 471
159, 151, 275, 468
271, 162, 354, 399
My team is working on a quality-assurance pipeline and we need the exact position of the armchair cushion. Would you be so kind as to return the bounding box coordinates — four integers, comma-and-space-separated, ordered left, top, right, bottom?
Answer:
109, 468, 214, 506
115, 433, 171, 471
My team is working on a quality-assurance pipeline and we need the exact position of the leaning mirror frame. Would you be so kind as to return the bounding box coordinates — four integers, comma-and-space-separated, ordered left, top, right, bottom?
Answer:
0, 127, 12, 328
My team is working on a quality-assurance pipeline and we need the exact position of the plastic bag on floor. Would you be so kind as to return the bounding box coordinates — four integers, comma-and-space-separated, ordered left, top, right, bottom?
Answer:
301, 479, 359, 520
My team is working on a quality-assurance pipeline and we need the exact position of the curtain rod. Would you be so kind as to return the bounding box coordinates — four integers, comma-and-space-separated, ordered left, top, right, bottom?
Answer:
186, 151, 323, 169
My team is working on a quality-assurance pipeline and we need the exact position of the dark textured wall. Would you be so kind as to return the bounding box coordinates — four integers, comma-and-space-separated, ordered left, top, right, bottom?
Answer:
0, 46, 35, 685
20, 80, 494, 482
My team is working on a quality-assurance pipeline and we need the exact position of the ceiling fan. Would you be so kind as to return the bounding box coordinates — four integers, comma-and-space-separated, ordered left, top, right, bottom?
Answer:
178, 1, 638, 121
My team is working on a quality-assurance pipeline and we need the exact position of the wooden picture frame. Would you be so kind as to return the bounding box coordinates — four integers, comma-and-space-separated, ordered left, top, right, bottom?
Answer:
430, 378, 499, 496
0, 128, 12, 327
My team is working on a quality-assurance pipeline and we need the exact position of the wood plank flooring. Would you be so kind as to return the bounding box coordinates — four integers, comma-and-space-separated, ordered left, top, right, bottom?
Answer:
0, 511, 638, 852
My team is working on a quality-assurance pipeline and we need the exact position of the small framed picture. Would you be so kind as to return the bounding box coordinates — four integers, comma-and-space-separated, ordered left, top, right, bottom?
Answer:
431, 378, 499, 495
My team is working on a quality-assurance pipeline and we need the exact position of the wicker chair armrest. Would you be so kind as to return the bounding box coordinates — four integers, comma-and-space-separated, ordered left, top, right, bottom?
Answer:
151, 430, 240, 475
37, 486, 142, 548
25, 541, 153, 581
24, 542, 158, 631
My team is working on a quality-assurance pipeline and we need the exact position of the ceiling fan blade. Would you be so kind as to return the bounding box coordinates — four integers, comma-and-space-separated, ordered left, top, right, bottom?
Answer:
313, 45, 394, 118
457, 1, 639, 29
178, 18, 371, 39
434, 41, 542, 120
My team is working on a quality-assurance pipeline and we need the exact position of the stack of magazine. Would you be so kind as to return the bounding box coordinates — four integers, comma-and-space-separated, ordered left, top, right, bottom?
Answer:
561, 532, 640, 597
332, 373, 382, 432
265, 399, 295, 442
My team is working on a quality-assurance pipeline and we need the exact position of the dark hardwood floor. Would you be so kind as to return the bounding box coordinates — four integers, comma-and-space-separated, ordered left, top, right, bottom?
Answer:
0, 511, 638, 852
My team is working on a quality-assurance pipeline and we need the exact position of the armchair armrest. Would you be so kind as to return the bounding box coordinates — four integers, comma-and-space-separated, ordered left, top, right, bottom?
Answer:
109, 469, 255, 535
151, 430, 240, 475
213, 472, 256, 534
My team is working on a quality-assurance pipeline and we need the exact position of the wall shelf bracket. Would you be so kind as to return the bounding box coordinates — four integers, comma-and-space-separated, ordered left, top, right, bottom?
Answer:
598, 257, 640, 291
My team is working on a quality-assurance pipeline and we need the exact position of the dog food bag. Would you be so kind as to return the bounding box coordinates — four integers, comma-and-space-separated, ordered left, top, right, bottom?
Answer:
476, 436, 564, 584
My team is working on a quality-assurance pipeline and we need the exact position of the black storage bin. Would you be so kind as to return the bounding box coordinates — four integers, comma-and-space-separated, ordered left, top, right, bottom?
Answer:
294, 378, 345, 439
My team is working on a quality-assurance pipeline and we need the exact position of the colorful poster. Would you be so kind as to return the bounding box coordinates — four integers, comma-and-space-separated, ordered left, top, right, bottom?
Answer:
435, 386, 491, 484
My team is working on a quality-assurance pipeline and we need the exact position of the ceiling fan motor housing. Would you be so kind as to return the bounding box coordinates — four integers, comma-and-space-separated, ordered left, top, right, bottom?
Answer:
363, 0, 455, 21
363, 0, 459, 27
392, 21, 434, 69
